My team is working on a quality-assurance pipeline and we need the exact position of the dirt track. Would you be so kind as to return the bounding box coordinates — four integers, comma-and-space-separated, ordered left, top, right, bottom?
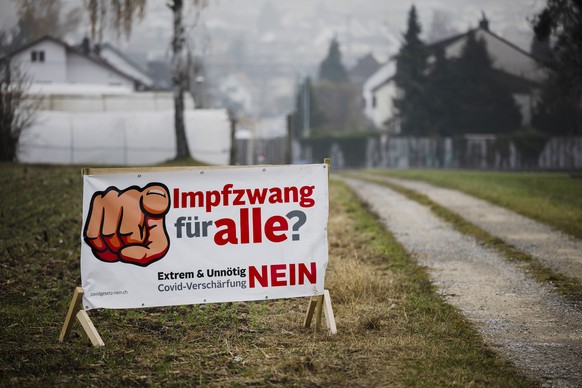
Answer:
341, 176, 582, 387
365, 175, 582, 283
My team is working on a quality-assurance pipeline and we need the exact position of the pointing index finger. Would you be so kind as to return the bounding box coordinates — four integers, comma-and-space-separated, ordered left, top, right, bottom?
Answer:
140, 184, 170, 217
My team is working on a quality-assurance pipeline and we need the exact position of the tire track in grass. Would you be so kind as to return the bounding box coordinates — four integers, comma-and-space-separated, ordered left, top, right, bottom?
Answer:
341, 177, 582, 387
371, 175, 582, 282
353, 172, 582, 306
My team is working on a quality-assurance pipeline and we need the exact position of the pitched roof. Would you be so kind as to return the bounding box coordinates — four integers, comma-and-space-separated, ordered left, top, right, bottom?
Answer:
2, 34, 143, 86
364, 60, 396, 93
367, 24, 546, 98
100, 43, 151, 77
426, 26, 541, 65
350, 53, 382, 84
415, 25, 546, 86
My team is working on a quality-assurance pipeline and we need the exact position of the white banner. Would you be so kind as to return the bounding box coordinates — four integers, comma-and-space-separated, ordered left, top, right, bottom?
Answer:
80, 164, 329, 310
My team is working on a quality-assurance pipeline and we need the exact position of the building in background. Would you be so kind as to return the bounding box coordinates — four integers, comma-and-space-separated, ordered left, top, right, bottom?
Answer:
5, 35, 145, 91
363, 17, 547, 133
2, 35, 232, 165
97, 42, 155, 90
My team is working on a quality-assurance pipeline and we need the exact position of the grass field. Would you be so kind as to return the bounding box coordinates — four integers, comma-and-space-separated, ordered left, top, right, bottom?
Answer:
0, 163, 532, 386
367, 169, 582, 240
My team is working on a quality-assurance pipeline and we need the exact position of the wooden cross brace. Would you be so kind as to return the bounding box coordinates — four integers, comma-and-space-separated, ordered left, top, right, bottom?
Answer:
59, 287, 104, 347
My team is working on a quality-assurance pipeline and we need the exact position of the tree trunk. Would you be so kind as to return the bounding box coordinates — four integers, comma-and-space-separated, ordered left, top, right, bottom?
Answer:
171, 0, 190, 160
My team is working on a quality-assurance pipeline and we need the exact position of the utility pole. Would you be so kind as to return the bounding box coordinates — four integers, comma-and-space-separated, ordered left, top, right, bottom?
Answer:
302, 78, 310, 138
286, 114, 293, 164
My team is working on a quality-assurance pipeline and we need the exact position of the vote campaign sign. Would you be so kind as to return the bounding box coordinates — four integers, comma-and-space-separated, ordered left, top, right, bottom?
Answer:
80, 164, 329, 310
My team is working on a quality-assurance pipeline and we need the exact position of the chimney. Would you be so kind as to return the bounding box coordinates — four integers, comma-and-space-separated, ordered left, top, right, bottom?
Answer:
479, 12, 490, 31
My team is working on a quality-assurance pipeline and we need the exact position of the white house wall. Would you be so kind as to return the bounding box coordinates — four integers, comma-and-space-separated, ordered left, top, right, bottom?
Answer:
362, 62, 398, 131
12, 39, 67, 82
363, 62, 395, 121
513, 93, 538, 125
372, 80, 397, 129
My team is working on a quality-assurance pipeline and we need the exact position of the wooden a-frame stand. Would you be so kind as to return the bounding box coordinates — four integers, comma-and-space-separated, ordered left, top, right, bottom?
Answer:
60, 285, 337, 348
59, 287, 104, 347
303, 289, 337, 334
60, 159, 337, 346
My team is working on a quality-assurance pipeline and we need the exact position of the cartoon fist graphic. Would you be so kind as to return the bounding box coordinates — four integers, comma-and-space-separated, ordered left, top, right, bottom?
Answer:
83, 183, 171, 266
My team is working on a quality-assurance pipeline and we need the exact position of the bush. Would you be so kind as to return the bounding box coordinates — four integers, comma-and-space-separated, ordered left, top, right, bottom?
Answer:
509, 126, 550, 168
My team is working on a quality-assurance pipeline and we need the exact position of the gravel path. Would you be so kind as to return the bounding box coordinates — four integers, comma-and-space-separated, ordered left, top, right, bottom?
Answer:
341, 177, 582, 387
362, 174, 582, 283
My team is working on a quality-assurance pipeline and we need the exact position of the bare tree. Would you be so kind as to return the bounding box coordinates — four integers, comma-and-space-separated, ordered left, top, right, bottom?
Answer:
86, 0, 146, 46
0, 58, 38, 161
0, 0, 76, 162
86, 0, 208, 161
14, 0, 82, 46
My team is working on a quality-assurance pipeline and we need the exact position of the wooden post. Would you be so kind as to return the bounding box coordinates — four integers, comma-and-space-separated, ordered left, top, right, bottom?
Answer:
303, 296, 319, 327
303, 290, 337, 334
59, 287, 104, 347
59, 287, 83, 342
303, 158, 337, 334
323, 289, 337, 334
314, 294, 324, 331
77, 310, 105, 347
324, 157, 331, 175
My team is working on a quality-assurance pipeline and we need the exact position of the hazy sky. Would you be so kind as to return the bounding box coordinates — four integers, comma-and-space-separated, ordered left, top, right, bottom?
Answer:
127, 0, 546, 69
0, 0, 547, 117
1, 0, 545, 62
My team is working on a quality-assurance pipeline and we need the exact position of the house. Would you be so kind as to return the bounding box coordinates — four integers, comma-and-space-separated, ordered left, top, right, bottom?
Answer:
3, 35, 233, 166
363, 16, 547, 133
1, 35, 194, 111
148, 58, 173, 91
349, 53, 381, 86
96, 42, 155, 90
3, 35, 145, 91
426, 17, 545, 84
362, 60, 397, 131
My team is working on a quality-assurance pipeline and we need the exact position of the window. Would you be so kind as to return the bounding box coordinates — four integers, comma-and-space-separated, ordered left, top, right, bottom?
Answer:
372, 95, 377, 108
31, 50, 45, 63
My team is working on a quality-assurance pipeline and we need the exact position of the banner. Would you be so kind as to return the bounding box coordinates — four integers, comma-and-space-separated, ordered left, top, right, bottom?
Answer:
80, 164, 329, 310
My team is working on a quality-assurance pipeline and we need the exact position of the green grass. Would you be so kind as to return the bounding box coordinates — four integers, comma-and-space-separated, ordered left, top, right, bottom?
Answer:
0, 163, 534, 386
367, 169, 582, 240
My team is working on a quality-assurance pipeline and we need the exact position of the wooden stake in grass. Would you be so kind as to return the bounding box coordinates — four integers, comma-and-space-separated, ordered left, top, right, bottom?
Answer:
303, 290, 337, 334
59, 287, 104, 347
